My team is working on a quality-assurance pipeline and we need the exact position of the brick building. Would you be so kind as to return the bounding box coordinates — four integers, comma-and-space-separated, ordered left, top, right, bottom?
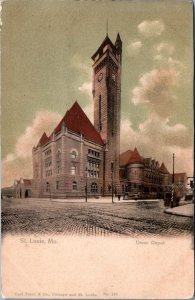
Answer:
31, 33, 185, 200
119, 148, 170, 198
32, 34, 122, 198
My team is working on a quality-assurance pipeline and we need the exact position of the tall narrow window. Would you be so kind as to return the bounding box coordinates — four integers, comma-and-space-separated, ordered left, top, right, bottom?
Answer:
56, 181, 59, 190
99, 95, 102, 131
72, 181, 77, 190
71, 164, 76, 175
111, 96, 114, 136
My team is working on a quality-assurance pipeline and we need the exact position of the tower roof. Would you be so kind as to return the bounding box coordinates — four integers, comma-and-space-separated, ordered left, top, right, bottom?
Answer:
54, 101, 104, 145
160, 162, 169, 174
91, 35, 116, 61
129, 147, 144, 164
119, 150, 133, 167
119, 147, 143, 166
115, 33, 122, 44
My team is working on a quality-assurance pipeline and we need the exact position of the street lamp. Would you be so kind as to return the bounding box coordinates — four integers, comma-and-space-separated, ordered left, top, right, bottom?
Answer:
85, 167, 88, 203
171, 153, 175, 208
111, 161, 114, 204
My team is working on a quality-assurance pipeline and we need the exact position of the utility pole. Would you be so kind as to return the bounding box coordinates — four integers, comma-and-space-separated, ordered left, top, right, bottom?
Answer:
171, 153, 175, 208
85, 167, 88, 203
111, 162, 114, 204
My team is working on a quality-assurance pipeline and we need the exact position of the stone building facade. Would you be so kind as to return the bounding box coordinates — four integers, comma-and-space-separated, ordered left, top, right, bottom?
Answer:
32, 34, 122, 198
14, 178, 32, 198
119, 148, 170, 198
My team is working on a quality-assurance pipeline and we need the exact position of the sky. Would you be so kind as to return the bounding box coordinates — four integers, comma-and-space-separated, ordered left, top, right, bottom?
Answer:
1, 0, 194, 187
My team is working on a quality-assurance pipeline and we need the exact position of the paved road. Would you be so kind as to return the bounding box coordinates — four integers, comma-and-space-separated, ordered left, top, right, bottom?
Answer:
1, 198, 193, 237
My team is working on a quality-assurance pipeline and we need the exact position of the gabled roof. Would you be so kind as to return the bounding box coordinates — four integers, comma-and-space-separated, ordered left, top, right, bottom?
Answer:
129, 147, 144, 164
53, 101, 104, 146
119, 150, 133, 167
160, 162, 169, 174
91, 35, 116, 61
38, 132, 49, 146
120, 147, 144, 166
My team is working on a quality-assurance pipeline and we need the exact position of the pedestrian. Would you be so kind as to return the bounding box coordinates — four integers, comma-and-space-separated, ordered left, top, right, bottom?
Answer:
118, 195, 121, 201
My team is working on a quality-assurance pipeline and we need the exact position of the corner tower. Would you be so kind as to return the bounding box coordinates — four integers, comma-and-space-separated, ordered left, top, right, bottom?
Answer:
91, 33, 122, 195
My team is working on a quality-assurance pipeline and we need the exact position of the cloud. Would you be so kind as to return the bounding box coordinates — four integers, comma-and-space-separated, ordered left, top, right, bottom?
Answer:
120, 116, 193, 176
132, 68, 179, 118
2, 111, 62, 187
78, 81, 92, 97
126, 40, 143, 56
154, 42, 175, 58
83, 101, 93, 123
153, 42, 184, 71
138, 20, 165, 37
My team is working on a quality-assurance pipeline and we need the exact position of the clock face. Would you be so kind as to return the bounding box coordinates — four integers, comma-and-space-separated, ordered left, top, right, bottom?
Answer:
98, 72, 103, 82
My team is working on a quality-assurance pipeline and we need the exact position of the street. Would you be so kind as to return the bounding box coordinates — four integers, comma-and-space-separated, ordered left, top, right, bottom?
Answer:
1, 198, 193, 237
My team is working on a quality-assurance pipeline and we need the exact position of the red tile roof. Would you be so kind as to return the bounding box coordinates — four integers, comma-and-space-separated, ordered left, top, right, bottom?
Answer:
129, 147, 143, 164
119, 150, 133, 167
120, 147, 143, 166
160, 162, 169, 174
38, 132, 49, 146
38, 102, 104, 147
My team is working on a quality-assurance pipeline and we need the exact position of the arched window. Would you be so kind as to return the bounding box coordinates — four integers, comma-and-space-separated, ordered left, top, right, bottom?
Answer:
46, 182, 50, 192
72, 181, 77, 190
91, 182, 98, 193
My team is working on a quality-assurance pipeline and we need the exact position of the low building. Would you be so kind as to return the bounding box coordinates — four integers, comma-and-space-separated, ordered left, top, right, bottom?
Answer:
119, 147, 170, 199
169, 172, 188, 198
14, 178, 32, 198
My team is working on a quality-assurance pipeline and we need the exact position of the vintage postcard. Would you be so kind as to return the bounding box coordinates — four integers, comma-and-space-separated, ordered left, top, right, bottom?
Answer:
1, 0, 194, 298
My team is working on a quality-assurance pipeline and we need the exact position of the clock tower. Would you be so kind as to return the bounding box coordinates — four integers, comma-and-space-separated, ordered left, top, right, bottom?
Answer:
91, 34, 122, 195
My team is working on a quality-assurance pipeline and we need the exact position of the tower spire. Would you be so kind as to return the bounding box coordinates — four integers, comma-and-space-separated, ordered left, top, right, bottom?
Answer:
106, 19, 108, 36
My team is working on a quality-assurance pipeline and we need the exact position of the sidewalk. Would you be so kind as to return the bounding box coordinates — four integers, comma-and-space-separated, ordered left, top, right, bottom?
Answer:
28, 197, 161, 204
164, 203, 194, 217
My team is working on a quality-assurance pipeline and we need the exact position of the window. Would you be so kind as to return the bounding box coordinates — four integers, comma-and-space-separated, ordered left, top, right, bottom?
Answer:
45, 149, 51, 156
72, 181, 77, 190
46, 170, 52, 177
71, 150, 77, 159
56, 151, 61, 174
71, 164, 76, 175
99, 95, 102, 131
35, 163, 38, 178
91, 182, 98, 193
56, 181, 59, 190
46, 182, 50, 192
